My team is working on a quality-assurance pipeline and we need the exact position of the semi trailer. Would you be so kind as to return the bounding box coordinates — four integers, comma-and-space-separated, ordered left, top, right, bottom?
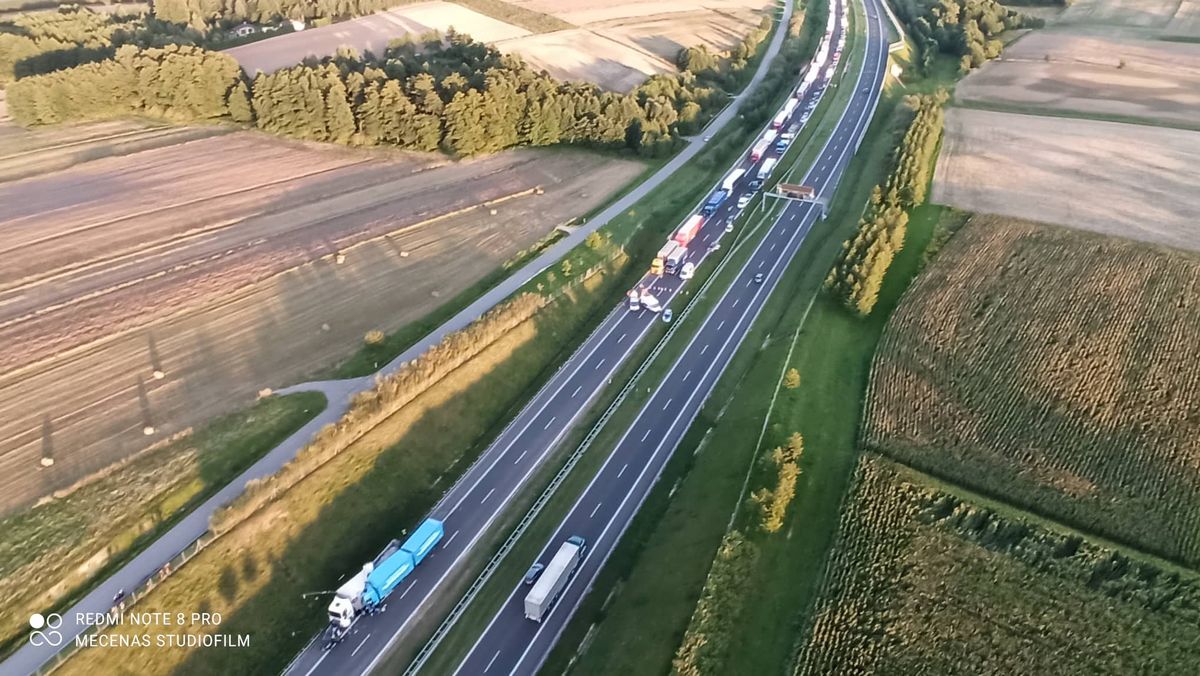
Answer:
524, 536, 587, 622
324, 518, 444, 647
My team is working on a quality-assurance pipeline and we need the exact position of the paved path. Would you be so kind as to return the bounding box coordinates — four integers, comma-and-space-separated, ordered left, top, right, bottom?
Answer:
5, 10, 796, 675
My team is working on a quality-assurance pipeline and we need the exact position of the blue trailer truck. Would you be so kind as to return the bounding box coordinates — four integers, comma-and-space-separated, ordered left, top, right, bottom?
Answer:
701, 189, 729, 215
325, 518, 444, 647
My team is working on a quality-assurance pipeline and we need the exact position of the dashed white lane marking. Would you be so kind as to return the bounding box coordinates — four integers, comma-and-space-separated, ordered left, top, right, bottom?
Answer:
618, 463, 629, 478
590, 502, 603, 518
352, 634, 372, 657
484, 649, 502, 673
544, 416, 556, 430
514, 449, 528, 464
481, 488, 495, 503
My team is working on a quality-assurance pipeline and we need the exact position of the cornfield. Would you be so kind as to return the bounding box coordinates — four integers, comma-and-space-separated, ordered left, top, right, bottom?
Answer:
863, 216, 1200, 566
793, 455, 1200, 675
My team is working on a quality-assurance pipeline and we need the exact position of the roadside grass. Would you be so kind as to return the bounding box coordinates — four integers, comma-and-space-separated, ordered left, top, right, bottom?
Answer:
0, 391, 324, 661
53, 258, 640, 676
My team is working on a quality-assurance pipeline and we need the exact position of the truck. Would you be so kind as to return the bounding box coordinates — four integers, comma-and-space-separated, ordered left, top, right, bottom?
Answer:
750, 130, 777, 162
652, 241, 676, 275
701, 189, 729, 215
721, 168, 745, 193
757, 157, 778, 181
771, 98, 799, 129
524, 536, 587, 622
666, 245, 687, 275
325, 518, 444, 646
674, 214, 704, 247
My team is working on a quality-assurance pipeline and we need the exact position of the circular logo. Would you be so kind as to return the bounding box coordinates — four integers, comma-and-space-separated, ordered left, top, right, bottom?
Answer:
30, 613, 63, 647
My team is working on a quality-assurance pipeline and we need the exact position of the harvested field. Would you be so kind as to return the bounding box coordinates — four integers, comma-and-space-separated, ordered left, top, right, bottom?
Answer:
0, 126, 644, 513
932, 108, 1200, 250
225, 2, 532, 75
0, 118, 229, 183
226, 0, 772, 89
956, 31, 1200, 127
1058, 0, 1180, 28
863, 217, 1200, 565
796, 455, 1200, 675
500, 0, 772, 90
1166, 0, 1200, 38
495, 28, 676, 92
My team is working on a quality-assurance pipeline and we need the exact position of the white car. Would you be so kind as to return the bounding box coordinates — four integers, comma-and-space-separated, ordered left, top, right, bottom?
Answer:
725, 221, 734, 233
737, 194, 752, 209
662, 309, 673, 323
680, 262, 695, 279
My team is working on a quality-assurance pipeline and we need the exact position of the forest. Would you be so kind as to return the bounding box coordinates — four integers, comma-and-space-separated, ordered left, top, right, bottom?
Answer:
892, 0, 1033, 73
7, 30, 733, 158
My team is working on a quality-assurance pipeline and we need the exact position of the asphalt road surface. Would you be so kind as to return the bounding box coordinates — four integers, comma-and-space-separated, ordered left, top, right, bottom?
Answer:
452, 0, 889, 673
2, 3, 799, 675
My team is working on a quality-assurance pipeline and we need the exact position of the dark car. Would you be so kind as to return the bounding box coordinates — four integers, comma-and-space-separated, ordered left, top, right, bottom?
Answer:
523, 563, 545, 585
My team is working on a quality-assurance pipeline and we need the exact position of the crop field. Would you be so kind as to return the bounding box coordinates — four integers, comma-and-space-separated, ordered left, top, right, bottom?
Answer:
794, 455, 1200, 675
226, 0, 773, 89
1059, 0, 1181, 29
955, 31, 1200, 127
863, 216, 1200, 565
225, 2, 533, 75
932, 108, 1200, 250
1166, 0, 1200, 38
0, 125, 643, 513
500, 0, 772, 90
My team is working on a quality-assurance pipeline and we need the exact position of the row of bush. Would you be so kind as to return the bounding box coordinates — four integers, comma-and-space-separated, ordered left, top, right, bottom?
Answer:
825, 92, 946, 316
671, 531, 760, 676
208, 291, 548, 535
751, 432, 806, 533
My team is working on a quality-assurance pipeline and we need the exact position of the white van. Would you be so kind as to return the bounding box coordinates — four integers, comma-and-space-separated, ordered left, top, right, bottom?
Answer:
680, 261, 695, 280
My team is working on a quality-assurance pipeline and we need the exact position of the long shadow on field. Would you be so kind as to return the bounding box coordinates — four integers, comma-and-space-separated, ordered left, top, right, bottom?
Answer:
167, 263, 634, 676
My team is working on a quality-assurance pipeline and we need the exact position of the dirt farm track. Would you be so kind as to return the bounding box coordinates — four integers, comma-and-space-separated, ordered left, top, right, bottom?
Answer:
0, 123, 643, 513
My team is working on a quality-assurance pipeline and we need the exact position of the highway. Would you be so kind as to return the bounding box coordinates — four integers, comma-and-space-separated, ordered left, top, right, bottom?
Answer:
280, 5, 812, 676
451, 0, 888, 672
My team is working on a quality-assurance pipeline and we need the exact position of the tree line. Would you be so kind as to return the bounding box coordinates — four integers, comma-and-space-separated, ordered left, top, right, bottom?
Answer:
894, 0, 1036, 73
7, 44, 247, 124
8, 31, 733, 157
826, 92, 946, 317
672, 530, 760, 676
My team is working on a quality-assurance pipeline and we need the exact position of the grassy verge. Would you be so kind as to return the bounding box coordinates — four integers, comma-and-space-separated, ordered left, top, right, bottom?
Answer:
0, 391, 324, 660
